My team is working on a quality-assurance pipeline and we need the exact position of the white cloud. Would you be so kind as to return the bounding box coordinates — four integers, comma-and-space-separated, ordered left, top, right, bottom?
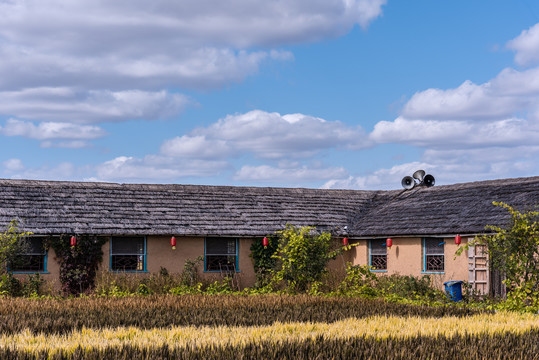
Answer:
322, 161, 430, 190
0, 1, 385, 126
161, 110, 370, 160
1, 161, 78, 181
0, 88, 191, 124
95, 155, 230, 182
0, 1, 384, 91
370, 117, 539, 148
401, 80, 524, 121
235, 164, 348, 183
1, 119, 106, 140
2, 158, 24, 172
507, 22, 539, 67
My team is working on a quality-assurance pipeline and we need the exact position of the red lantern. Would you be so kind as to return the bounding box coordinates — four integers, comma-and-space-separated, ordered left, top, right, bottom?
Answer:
386, 238, 393, 248
455, 234, 462, 246
263, 237, 269, 248
70, 236, 77, 247
171, 236, 176, 250
343, 237, 349, 246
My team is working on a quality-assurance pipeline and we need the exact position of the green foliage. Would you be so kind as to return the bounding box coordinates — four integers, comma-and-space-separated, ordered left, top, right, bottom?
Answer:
50, 235, 107, 295
336, 264, 378, 297
0, 273, 22, 296
377, 274, 444, 302
273, 225, 339, 292
457, 202, 539, 296
493, 282, 539, 313
180, 256, 204, 286
0, 273, 44, 297
0, 220, 32, 274
250, 236, 278, 288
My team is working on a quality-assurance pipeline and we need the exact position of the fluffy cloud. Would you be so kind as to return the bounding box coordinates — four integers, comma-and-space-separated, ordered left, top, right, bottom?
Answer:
0, 0, 384, 92
0, 0, 385, 128
161, 110, 370, 160
0, 88, 191, 124
507, 22, 539, 67
95, 156, 230, 182
322, 161, 430, 190
0, 119, 106, 148
234, 164, 348, 183
1, 159, 78, 181
370, 117, 539, 148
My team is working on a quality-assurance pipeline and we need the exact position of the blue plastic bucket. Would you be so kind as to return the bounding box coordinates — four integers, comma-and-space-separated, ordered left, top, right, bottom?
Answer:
443, 281, 464, 302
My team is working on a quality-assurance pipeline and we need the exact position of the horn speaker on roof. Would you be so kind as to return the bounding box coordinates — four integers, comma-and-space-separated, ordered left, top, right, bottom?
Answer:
401, 170, 436, 189
401, 176, 415, 190
413, 169, 425, 182
423, 174, 435, 187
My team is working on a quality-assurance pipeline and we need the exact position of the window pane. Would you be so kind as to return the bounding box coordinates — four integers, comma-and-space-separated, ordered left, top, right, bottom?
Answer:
27, 238, 45, 254
425, 238, 444, 255
206, 238, 236, 255
10, 255, 45, 272
206, 255, 236, 272
370, 239, 387, 255
111, 255, 144, 271
111, 237, 144, 254
205, 238, 237, 271
370, 239, 387, 270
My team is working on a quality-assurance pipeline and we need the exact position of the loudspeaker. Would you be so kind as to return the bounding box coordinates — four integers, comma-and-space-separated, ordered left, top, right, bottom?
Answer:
401, 176, 415, 190
413, 169, 425, 182
423, 174, 435, 187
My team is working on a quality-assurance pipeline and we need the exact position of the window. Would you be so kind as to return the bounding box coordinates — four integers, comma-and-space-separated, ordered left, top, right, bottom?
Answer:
423, 237, 444, 272
10, 237, 46, 272
205, 237, 238, 272
369, 238, 387, 271
110, 236, 146, 272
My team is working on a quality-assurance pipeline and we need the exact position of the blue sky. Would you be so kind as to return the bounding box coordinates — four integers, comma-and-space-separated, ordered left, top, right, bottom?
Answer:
1, 0, 539, 189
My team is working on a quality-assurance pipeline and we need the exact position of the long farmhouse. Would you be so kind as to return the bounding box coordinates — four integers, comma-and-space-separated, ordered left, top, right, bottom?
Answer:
1, 176, 538, 294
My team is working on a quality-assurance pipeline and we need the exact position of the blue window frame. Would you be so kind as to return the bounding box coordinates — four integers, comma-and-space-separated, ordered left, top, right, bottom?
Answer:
423, 237, 444, 273
204, 237, 238, 272
10, 237, 47, 273
110, 236, 147, 272
369, 238, 387, 271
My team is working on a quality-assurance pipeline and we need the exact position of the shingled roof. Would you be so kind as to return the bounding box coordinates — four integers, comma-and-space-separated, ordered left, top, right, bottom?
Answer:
350, 176, 539, 237
0, 176, 537, 237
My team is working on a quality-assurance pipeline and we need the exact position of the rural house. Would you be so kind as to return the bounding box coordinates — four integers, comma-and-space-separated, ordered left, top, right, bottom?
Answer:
1, 176, 538, 294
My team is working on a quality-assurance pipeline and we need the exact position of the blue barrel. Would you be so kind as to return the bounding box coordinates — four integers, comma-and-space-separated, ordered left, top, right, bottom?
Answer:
444, 281, 464, 302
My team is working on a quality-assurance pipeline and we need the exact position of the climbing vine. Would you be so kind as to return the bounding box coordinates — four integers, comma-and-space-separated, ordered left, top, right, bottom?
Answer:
49, 234, 107, 295
250, 236, 278, 287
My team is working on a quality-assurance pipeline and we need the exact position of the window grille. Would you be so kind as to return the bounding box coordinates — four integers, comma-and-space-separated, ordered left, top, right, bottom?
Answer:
424, 237, 444, 272
370, 238, 387, 270
205, 237, 237, 272
110, 236, 145, 272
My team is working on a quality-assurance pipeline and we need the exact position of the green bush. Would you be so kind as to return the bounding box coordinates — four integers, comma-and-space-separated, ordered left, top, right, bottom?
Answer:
273, 225, 340, 292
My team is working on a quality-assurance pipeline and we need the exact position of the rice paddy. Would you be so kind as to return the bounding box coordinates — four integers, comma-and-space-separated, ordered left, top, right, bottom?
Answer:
0, 295, 537, 359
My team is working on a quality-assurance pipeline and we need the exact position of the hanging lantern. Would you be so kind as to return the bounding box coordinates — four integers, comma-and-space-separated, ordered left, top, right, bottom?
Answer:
386, 238, 393, 248
170, 236, 177, 250
263, 237, 269, 248
70, 236, 77, 247
455, 234, 462, 246
343, 237, 349, 246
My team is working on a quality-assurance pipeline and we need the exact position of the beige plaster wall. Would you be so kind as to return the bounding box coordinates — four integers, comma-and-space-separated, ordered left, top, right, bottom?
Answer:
97, 236, 257, 289
22, 235, 470, 292
349, 237, 469, 289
